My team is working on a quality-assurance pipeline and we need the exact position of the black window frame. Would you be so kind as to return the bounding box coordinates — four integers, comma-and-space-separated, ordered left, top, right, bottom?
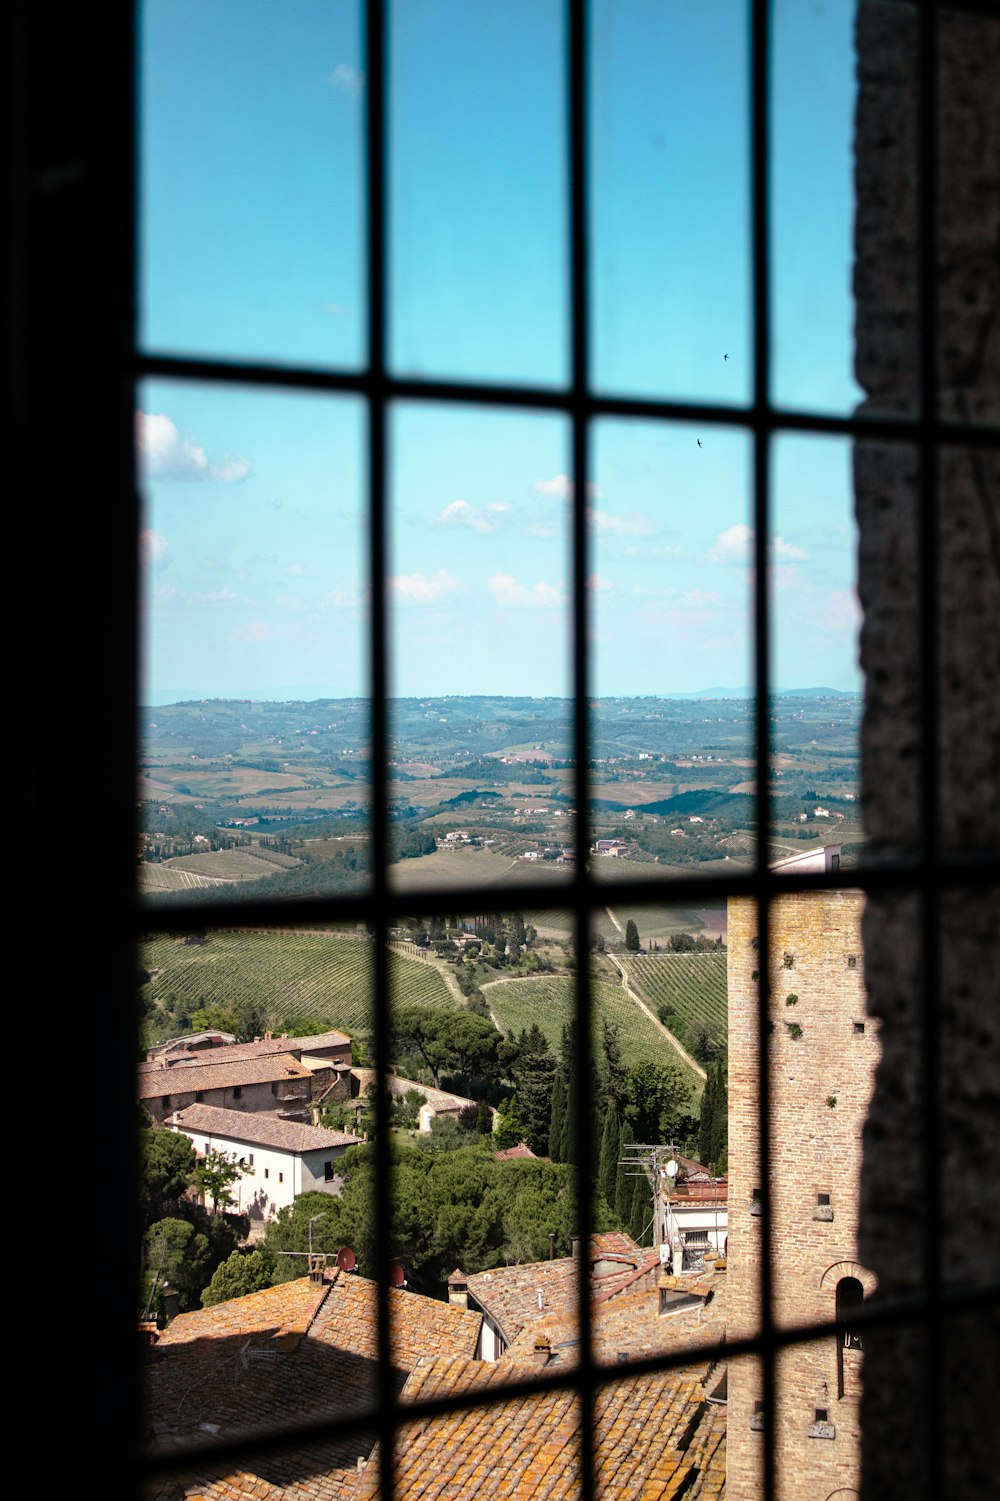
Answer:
11, 1, 999, 1499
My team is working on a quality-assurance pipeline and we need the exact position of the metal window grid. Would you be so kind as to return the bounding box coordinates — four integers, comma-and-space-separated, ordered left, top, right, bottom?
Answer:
16, 0, 996, 1497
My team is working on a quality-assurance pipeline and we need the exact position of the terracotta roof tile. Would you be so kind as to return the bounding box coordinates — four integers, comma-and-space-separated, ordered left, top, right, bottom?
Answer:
139, 1054, 312, 1099
172, 1105, 362, 1154
144, 1031, 352, 1068
354, 1353, 726, 1501
465, 1238, 655, 1345
146, 1273, 481, 1501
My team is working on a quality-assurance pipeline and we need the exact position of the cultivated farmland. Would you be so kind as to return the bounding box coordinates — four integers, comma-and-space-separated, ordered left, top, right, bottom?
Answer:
619, 953, 727, 1061
140, 929, 456, 1043
484, 975, 702, 1091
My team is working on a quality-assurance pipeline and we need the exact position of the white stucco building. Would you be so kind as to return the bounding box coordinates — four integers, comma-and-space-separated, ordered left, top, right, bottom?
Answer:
168, 1103, 363, 1225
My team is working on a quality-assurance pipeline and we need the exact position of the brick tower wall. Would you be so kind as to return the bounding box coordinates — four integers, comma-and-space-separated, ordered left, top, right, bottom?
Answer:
726, 889, 880, 1501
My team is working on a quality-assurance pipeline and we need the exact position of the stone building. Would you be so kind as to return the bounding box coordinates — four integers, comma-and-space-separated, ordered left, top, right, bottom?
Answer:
726, 848, 880, 1501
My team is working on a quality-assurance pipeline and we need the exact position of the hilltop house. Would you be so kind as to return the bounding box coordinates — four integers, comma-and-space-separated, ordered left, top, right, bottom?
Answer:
139, 1028, 354, 1124
166, 1103, 363, 1224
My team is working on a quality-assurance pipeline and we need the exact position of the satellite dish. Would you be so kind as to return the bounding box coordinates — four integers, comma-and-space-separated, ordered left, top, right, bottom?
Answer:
666, 1159, 679, 1178
389, 1261, 406, 1287
336, 1246, 356, 1272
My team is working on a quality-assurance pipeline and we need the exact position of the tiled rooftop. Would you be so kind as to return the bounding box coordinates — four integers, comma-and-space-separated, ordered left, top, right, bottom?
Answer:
146, 1273, 482, 1501
139, 1052, 313, 1099
172, 1104, 363, 1154
503, 1268, 727, 1373
142, 1029, 351, 1072
465, 1236, 658, 1346
354, 1353, 726, 1501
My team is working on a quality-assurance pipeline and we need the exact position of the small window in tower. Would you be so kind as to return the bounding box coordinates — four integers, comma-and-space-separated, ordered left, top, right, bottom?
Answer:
817, 1193, 830, 1206
854, 1021, 866, 1035
815, 1408, 828, 1423
847, 953, 858, 969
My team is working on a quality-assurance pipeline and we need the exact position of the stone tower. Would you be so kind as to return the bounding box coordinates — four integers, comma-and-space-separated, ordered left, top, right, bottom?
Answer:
726, 847, 880, 1500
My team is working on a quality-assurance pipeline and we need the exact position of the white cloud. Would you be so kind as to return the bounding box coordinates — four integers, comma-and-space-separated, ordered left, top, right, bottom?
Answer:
139, 529, 168, 568
533, 474, 603, 501
229, 620, 271, 643
285, 563, 306, 576
590, 508, 653, 539
136, 411, 250, 483
708, 523, 810, 565
329, 63, 363, 99
708, 522, 753, 565
390, 570, 459, 604
488, 572, 564, 609
771, 535, 809, 561
435, 498, 509, 534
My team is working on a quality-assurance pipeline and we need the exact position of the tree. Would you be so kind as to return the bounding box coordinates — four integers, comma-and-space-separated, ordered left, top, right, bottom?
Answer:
140, 1125, 196, 1226
600, 1022, 628, 1114
628, 1170, 651, 1244
189, 1002, 238, 1034
493, 1095, 522, 1149
393, 1005, 504, 1091
201, 1248, 276, 1306
507, 1025, 556, 1155
623, 1059, 693, 1145
549, 1069, 568, 1163
192, 1148, 245, 1213
597, 1103, 622, 1210
142, 1213, 236, 1313
624, 919, 641, 953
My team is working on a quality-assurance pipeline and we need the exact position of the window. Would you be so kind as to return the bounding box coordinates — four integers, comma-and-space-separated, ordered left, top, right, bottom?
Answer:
15, 2, 996, 1498
232, 1087, 242, 1100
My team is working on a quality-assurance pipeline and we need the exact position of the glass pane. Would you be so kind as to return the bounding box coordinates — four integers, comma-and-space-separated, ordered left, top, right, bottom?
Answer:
388, 403, 573, 888
590, 419, 754, 880
138, 383, 369, 903
140, 0, 364, 366
770, 435, 863, 862
771, 0, 863, 415
390, 0, 567, 386
385, 907, 581, 1301
590, 0, 750, 404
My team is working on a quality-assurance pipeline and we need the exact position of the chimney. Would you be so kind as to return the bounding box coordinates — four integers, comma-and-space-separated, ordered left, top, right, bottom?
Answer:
447, 1268, 469, 1309
532, 1338, 551, 1366
308, 1254, 325, 1284
161, 1283, 180, 1324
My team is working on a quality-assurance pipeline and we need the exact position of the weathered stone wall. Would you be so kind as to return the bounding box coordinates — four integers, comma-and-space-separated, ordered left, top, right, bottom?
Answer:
727, 891, 878, 1501
854, 5, 1000, 1500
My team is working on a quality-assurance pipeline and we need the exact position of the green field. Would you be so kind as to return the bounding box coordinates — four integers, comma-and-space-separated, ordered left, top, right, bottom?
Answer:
138, 864, 221, 892
162, 848, 302, 881
483, 974, 701, 1092
388, 847, 518, 892
604, 902, 723, 945
619, 953, 728, 1061
140, 929, 457, 1042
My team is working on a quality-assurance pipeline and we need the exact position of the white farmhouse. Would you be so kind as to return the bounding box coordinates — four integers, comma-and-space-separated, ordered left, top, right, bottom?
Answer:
168, 1103, 362, 1226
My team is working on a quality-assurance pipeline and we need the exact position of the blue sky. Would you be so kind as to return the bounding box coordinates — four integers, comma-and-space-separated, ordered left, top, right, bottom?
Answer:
139, 0, 862, 705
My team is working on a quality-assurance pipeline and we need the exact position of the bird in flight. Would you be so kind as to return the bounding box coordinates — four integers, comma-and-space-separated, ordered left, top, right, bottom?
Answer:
724, 353, 729, 362
697, 439, 703, 449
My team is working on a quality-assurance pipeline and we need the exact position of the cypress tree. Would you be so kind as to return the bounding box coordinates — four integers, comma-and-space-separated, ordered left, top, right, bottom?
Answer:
598, 1103, 621, 1209
549, 1069, 567, 1163
629, 1170, 650, 1244
614, 1151, 632, 1224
